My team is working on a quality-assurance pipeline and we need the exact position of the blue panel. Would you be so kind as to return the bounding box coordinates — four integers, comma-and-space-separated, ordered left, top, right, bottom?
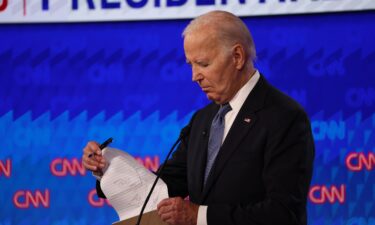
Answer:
0, 11, 374, 224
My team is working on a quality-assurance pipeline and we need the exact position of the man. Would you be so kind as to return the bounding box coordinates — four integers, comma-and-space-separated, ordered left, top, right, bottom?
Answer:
82, 11, 314, 225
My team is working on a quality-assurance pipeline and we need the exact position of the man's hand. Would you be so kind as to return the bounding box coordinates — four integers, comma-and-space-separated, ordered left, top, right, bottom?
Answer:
82, 141, 106, 173
157, 197, 199, 225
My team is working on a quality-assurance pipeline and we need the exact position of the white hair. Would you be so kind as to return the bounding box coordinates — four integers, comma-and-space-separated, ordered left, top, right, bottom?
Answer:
182, 10, 257, 61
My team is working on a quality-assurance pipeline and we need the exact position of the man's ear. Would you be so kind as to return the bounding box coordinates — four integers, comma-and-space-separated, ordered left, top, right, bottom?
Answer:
232, 44, 246, 70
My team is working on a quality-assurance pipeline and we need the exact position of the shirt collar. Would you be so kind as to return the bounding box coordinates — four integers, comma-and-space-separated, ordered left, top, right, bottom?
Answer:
228, 70, 260, 114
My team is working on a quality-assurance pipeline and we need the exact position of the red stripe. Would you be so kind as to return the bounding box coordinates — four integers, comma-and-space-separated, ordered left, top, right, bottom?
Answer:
0, 0, 8, 12
23, 0, 26, 16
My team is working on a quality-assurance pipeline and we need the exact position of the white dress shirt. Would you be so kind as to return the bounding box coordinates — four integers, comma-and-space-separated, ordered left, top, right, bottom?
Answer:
197, 70, 260, 225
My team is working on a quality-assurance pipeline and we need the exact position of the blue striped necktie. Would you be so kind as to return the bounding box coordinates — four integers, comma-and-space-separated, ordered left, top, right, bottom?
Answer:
204, 103, 232, 186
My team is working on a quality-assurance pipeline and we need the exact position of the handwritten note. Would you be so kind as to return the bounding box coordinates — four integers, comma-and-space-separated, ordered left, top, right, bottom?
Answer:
100, 147, 168, 221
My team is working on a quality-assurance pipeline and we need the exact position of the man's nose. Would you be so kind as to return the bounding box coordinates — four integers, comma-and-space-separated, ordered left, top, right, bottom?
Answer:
192, 66, 201, 82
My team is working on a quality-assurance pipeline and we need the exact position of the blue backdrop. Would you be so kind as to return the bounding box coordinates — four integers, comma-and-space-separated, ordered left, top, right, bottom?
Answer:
0, 11, 374, 225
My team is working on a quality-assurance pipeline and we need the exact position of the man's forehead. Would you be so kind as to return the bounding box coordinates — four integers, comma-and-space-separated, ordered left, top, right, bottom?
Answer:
184, 31, 218, 47
184, 42, 219, 64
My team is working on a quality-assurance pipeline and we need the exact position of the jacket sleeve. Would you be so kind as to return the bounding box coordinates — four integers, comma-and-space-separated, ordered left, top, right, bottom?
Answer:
158, 112, 198, 198
158, 139, 189, 198
96, 180, 106, 198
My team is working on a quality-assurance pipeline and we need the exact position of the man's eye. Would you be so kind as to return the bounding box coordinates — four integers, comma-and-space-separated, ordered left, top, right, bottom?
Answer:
199, 63, 209, 67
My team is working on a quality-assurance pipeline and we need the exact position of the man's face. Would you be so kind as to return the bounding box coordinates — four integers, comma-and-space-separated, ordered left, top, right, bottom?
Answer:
184, 31, 239, 104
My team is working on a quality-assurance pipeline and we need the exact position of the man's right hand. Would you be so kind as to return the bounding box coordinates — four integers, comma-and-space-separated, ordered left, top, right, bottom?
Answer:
82, 141, 107, 172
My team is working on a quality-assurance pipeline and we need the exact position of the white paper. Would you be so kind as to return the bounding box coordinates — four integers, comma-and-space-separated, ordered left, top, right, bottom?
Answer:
100, 147, 169, 221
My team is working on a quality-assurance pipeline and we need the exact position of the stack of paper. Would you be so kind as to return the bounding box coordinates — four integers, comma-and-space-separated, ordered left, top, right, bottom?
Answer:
100, 147, 169, 221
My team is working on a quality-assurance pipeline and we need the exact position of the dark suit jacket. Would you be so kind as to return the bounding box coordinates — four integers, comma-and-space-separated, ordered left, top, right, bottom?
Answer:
159, 75, 315, 225
96, 75, 314, 225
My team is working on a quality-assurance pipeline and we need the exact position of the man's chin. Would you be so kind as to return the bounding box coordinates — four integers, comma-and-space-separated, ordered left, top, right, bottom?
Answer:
206, 94, 222, 104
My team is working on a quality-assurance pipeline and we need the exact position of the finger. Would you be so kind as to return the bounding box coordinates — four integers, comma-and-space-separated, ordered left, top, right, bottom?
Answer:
93, 155, 106, 168
82, 155, 101, 170
83, 141, 101, 156
158, 204, 175, 215
158, 201, 173, 214
82, 158, 98, 171
157, 205, 177, 224
159, 211, 173, 223
157, 198, 174, 210
84, 152, 106, 170
173, 197, 183, 206
83, 154, 101, 166
97, 162, 106, 169
83, 163, 98, 171
88, 141, 101, 155
159, 197, 186, 216
164, 217, 178, 225
94, 155, 106, 163
169, 197, 183, 210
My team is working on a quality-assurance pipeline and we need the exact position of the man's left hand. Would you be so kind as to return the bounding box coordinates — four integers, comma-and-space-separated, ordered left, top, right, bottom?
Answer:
157, 197, 199, 225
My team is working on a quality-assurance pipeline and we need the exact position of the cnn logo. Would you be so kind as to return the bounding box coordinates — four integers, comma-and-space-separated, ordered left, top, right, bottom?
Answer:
346, 152, 374, 172
0, 158, 11, 178
50, 158, 86, 176
309, 185, 346, 204
135, 156, 160, 172
88, 189, 111, 207
13, 189, 50, 208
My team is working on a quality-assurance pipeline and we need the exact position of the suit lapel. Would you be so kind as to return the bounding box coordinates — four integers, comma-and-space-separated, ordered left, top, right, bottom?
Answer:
201, 75, 269, 201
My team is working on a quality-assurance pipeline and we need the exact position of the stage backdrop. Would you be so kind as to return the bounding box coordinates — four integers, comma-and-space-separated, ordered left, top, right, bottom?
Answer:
0, 9, 374, 225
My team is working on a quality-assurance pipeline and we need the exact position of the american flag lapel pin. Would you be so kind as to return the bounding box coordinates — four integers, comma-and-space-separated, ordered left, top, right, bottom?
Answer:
244, 118, 251, 123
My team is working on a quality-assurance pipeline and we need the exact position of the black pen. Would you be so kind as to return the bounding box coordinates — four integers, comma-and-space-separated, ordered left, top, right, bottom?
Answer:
88, 137, 113, 158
